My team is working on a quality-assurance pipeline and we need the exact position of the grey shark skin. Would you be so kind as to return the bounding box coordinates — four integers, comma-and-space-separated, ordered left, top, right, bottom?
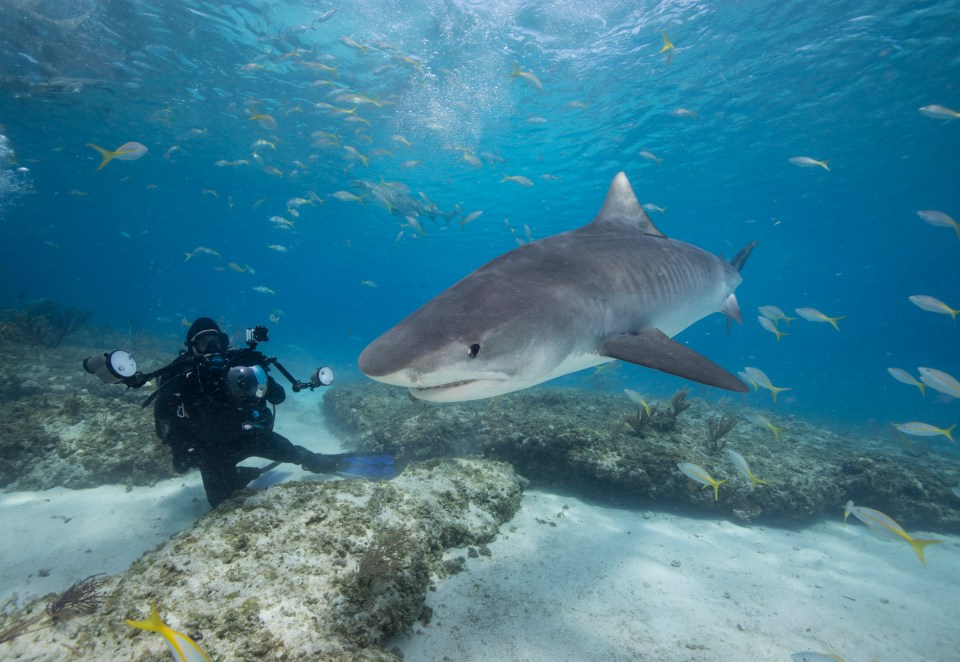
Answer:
359, 172, 755, 402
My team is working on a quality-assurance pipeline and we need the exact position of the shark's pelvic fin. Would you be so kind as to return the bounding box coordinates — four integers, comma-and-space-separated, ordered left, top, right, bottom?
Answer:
600, 328, 748, 392
588, 171, 666, 237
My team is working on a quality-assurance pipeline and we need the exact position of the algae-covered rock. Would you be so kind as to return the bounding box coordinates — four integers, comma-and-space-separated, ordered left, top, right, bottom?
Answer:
0, 343, 177, 491
324, 381, 960, 533
0, 458, 526, 661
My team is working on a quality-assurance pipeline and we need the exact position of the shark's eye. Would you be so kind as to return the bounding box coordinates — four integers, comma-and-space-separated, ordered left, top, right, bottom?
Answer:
468, 343, 480, 358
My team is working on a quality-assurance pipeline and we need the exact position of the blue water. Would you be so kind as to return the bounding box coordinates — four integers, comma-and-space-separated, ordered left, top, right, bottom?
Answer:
1, 0, 958, 434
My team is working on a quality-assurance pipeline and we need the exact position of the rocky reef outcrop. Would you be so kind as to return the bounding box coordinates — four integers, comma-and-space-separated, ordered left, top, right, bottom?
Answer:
324, 382, 960, 533
0, 458, 526, 660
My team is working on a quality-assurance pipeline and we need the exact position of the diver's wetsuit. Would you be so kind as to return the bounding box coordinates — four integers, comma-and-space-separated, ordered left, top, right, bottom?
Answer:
154, 350, 333, 507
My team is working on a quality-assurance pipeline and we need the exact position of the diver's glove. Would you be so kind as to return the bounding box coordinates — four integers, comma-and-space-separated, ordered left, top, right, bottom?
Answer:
301, 452, 394, 480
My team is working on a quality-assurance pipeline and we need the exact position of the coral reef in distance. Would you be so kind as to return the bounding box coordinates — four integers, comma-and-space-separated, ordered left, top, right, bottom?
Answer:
323, 382, 960, 533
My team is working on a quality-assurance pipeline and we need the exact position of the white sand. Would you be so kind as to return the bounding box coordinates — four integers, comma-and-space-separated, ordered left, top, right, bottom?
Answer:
3, 400, 958, 661
392, 490, 960, 661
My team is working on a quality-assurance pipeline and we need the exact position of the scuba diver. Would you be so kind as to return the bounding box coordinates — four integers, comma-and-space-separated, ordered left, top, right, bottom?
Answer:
84, 317, 393, 507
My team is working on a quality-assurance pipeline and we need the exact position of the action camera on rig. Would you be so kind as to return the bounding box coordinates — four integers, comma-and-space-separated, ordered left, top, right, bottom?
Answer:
245, 325, 269, 345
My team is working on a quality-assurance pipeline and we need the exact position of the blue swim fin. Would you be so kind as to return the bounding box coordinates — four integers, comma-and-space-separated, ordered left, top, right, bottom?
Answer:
337, 454, 395, 480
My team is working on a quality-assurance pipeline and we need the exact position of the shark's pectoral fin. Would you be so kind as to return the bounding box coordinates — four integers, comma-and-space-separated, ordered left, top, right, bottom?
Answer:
600, 329, 748, 392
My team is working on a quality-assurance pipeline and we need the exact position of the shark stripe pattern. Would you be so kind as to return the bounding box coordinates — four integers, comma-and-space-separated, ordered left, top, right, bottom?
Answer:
359, 172, 755, 402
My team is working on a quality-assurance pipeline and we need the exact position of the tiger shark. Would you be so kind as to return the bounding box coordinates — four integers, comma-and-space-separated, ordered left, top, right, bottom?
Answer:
359, 172, 755, 402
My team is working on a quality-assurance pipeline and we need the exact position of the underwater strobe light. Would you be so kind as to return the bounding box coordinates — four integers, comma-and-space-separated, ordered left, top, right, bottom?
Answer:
311, 366, 334, 387
82, 350, 138, 384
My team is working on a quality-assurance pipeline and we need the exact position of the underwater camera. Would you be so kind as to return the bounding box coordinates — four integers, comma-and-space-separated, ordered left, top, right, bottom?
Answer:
82, 350, 138, 384
246, 325, 268, 345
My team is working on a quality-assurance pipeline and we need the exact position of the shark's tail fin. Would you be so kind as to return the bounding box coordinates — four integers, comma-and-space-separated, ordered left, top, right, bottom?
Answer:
730, 241, 757, 273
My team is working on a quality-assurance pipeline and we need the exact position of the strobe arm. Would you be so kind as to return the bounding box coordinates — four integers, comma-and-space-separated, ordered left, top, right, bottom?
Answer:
266, 357, 334, 392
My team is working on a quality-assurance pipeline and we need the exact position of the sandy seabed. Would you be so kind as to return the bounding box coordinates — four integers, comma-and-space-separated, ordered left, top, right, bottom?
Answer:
2, 400, 958, 662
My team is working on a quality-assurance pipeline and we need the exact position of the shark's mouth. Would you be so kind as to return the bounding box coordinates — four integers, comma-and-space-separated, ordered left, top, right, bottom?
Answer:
415, 379, 476, 391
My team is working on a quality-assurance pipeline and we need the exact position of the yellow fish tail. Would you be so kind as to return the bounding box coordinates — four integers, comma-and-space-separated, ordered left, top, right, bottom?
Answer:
659, 31, 675, 53
750, 476, 769, 488
710, 479, 726, 501
127, 605, 211, 661
818, 158, 832, 171
827, 315, 846, 331
125, 604, 165, 633
908, 538, 943, 567
916, 382, 927, 396
86, 143, 116, 170
770, 386, 791, 403
945, 423, 956, 443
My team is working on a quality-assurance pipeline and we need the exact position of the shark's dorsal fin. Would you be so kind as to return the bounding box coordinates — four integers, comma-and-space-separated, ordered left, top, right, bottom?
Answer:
588, 172, 666, 237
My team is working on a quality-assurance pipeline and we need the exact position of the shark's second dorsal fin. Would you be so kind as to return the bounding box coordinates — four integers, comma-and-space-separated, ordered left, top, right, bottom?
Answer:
587, 171, 666, 237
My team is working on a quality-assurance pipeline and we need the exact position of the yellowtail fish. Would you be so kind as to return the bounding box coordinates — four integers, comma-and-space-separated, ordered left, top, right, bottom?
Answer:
893, 421, 955, 443
886, 368, 926, 396
795, 307, 846, 330
908, 294, 959, 319
737, 371, 758, 391
757, 316, 787, 341
918, 104, 960, 120
501, 174, 533, 187
846, 502, 943, 566
509, 64, 543, 90
659, 31, 674, 53
677, 462, 725, 500
266, 244, 287, 252
459, 210, 483, 229
916, 210, 960, 239
332, 190, 364, 203
252, 286, 276, 295
286, 196, 315, 209
183, 246, 220, 261
669, 107, 696, 118
788, 156, 830, 171
743, 367, 791, 403
638, 150, 661, 165
726, 450, 767, 489
758, 305, 795, 325
269, 218, 295, 231
918, 367, 960, 399
744, 412, 783, 441
642, 203, 667, 214
791, 652, 846, 662
86, 141, 148, 169
126, 604, 211, 662
360, 280, 378, 288
623, 388, 652, 417
248, 110, 277, 130
251, 139, 276, 151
